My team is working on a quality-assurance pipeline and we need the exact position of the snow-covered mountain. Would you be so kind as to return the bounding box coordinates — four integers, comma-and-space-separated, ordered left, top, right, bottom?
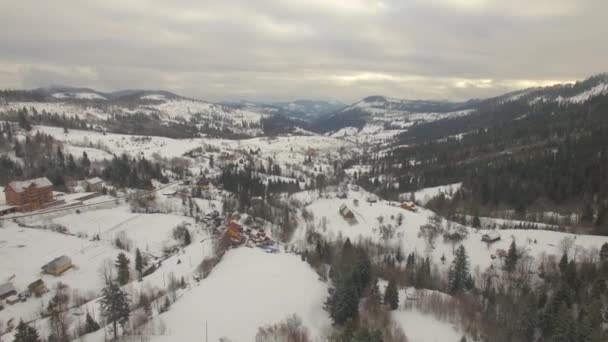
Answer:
223, 99, 345, 119
313, 74, 608, 139
0, 87, 267, 137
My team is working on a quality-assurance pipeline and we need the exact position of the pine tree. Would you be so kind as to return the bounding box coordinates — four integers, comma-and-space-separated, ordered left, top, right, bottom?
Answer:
504, 240, 518, 273
183, 228, 191, 246
135, 248, 144, 278
472, 215, 481, 228
115, 253, 130, 285
13, 320, 41, 342
99, 282, 131, 340
559, 253, 569, 274
84, 313, 100, 333
448, 245, 473, 294
325, 279, 359, 326
384, 279, 399, 310
552, 302, 576, 342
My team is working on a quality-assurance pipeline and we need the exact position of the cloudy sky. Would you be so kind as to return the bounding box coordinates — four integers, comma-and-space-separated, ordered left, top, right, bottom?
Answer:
0, 0, 606, 102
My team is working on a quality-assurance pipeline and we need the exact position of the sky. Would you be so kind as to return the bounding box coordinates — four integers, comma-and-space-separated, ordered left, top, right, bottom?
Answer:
0, 0, 606, 103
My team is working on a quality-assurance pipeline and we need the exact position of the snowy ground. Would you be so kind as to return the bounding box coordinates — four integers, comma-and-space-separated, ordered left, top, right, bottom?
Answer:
145, 248, 330, 341
46, 206, 195, 256
0, 221, 126, 323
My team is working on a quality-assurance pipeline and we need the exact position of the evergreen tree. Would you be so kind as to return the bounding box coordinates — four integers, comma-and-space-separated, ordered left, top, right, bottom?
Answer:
384, 279, 399, 310
552, 302, 577, 342
84, 313, 100, 333
135, 248, 144, 278
600, 243, 608, 261
559, 253, 569, 274
504, 240, 518, 273
448, 245, 473, 294
115, 253, 130, 286
99, 282, 131, 340
325, 279, 359, 325
472, 215, 481, 228
13, 320, 41, 342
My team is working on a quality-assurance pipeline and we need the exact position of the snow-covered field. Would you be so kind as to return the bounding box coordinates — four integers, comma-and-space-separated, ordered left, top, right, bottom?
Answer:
0, 222, 125, 322
47, 206, 195, 256
146, 248, 330, 341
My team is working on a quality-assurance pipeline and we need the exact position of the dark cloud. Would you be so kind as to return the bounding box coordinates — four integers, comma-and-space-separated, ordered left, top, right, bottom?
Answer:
0, 0, 606, 102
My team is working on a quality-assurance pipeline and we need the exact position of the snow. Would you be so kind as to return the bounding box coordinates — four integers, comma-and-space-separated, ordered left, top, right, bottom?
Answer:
0, 102, 111, 121
147, 248, 330, 341
402, 183, 462, 205
298, 188, 608, 273
561, 83, 608, 103
48, 207, 195, 255
392, 309, 462, 342
0, 222, 126, 323
141, 94, 167, 101
52, 92, 107, 100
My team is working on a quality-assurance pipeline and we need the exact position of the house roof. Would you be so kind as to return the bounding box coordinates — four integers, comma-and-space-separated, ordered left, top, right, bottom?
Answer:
43, 255, 72, 270
0, 282, 16, 296
483, 231, 501, 239
86, 177, 103, 185
28, 279, 45, 289
6, 177, 53, 193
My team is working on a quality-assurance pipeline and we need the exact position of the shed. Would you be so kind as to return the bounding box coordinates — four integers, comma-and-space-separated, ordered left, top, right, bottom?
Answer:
482, 232, 501, 243
0, 283, 17, 300
42, 255, 73, 276
27, 279, 48, 297
5, 295, 19, 305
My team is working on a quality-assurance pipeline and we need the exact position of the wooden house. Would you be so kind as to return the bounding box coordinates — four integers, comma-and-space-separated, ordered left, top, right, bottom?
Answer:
27, 279, 48, 297
482, 232, 501, 243
42, 255, 73, 276
196, 177, 210, 190
400, 201, 418, 212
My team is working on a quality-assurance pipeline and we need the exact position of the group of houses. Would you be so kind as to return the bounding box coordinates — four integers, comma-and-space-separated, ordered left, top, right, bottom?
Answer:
0, 255, 72, 309
223, 218, 278, 253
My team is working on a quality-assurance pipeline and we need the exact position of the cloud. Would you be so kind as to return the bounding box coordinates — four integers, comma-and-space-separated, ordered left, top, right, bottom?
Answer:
0, 0, 605, 102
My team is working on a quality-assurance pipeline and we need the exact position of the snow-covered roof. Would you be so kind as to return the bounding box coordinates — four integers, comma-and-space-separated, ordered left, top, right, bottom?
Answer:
482, 231, 501, 240
43, 255, 72, 271
85, 177, 103, 185
6, 177, 53, 193
0, 282, 16, 296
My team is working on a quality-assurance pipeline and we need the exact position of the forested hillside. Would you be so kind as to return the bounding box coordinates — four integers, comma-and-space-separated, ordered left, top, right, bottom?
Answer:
354, 74, 608, 233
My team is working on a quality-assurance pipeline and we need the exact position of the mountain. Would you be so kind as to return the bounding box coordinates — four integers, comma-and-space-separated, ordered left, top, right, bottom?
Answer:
0, 87, 267, 138
353, 73, 608, 233
311, 74, 608, 138
223, 99, 345, 119
311, 95, 478, 135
